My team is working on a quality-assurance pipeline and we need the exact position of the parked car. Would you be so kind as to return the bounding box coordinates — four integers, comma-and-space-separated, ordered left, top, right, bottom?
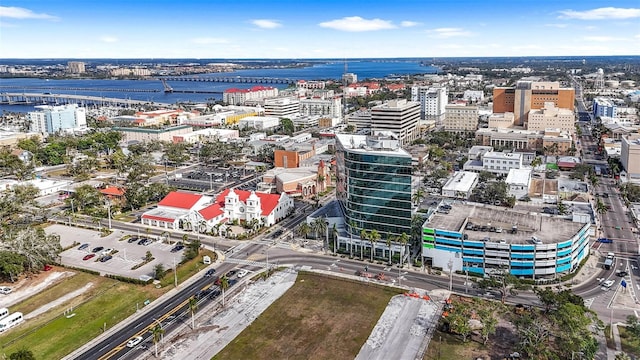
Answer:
100, 255, 113, 262
101, 248, 113, 256
170, 244, 185, 253
0, 286, 12, 295
237, 269, 249, 278
138, 238, 153, 246
597, 238, 613, 243
226, 270, 237, 277
127, 236, 139, 244
78, 243, 89, 250
91, 246, 104, 253
126, 336, 143, 348
83, 254, 96, 261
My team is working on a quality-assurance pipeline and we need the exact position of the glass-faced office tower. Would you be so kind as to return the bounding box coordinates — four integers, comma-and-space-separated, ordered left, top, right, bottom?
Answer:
335, 133, 413, 238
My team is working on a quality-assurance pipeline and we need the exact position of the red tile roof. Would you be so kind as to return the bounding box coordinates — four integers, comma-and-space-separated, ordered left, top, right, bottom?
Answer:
100, 186, 125, 196
158, 191, 203, 209
198, 203, 223, 220
216, 189, 281, 216
141, 214, 177, 223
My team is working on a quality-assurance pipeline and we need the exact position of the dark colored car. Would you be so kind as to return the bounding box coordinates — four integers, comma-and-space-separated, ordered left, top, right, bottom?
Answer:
127, 236, 139, 244
617, 271, 628, 277
100, 255, 113, 262
83, 254, 96, 261
226, 270, 237, 277
170, 244, 185, 253
597, 238, 613, 243
78, 243, 89, 250
92, 246, 104, 253
204, 269, 216, 277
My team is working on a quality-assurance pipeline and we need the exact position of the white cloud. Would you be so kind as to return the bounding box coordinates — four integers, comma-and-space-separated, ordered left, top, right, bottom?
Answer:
583, 36, 625, 42
545, 23, 568, 28
319, 16, 395, 32
427, 27, 472, 38
512, 44, 542, 50
251, 19, 281, 29
438, 44, 463, 49
400, 21, 420, 27
0, 6, 58, 20
191, 37, 229, 44
636, 34, 640, 39
559, 7, 640, 20
100, 36, 118, 43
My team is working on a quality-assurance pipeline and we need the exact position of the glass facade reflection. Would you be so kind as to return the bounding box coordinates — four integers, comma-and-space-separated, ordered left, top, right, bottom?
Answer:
335, 134, 413, 237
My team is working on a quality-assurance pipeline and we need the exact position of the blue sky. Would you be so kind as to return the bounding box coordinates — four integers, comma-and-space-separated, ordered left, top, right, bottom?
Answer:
1, 0, 638, 58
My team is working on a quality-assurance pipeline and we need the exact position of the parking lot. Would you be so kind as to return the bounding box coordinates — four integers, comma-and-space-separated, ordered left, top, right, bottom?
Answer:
46, 224, 187, 279
169, 166, 260, 192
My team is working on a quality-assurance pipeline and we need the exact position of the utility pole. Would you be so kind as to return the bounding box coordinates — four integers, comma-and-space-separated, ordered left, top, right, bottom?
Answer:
448, 258, 453, 292
173, 257, 178, 287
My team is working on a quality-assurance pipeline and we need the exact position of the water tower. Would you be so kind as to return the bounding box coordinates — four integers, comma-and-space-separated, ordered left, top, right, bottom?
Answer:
594, 68, 605, 90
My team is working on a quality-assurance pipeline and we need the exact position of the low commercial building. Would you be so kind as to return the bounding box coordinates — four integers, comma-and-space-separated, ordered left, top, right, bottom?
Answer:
263, 97, 300, 118
526, 102, 575, 133
422, 203, 590, 279
114, 125, 193, 144
258, 160, 330, 198
488, 112, 515, 128
441, 171, 479, 199
475, 127, 572, 154
223, 86, 279, 105
172, 128, 239, 144
237, 116, 280, 131
505, 168, 531, 200
443, 105, 479, 133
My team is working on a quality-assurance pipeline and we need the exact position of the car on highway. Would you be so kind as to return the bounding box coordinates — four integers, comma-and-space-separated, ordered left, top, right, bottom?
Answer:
602, 280, 615, 288
78, 243, 89, 250
126, 336, 143, 348
617, 271, 629, 277
204, 269, 216, 277
226, 270, 237, 277
237, 269, 248, 278
100, 255, 113, 262
91, 246, 104, 253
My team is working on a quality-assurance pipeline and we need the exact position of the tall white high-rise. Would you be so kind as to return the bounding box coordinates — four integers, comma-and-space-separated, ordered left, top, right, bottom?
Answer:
410, 86, 448, 123
28, 104, 87, 134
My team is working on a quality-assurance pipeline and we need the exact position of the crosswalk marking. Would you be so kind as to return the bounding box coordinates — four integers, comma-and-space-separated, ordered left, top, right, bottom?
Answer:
584, 298, 595, 309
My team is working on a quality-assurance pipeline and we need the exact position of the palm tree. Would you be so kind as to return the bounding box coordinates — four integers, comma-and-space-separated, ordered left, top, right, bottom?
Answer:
359, 229, 368, 260
368, 229, 380, 261
412, 188, 426, 206
151, 323, 165, 358
297, 222, 312, 240
530, 156, 542, 169
220, 275, 230, 307
188, 296, 198, 329
386, 234, 394, 265
596, 199, 608, 215
331, 224, 338, 254
311, 217, 328, 252
398, 232, 410, 267
348, 220, 357, 258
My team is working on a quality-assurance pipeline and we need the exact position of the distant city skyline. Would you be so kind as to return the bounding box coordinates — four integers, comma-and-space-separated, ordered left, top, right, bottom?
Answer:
1, 1, 639, 59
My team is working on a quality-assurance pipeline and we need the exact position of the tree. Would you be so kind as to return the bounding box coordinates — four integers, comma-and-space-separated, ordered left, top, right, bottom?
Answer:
530, 156, 543, 169
188, 296, 198, 329
359, 229, 368, 260
297, 222, 311, 239
145, 251, 154, 262
398, 232, 410, 267
9, 349, 35, 360
625, 315, 640, 338
595, 199, 608, 215
163, 142, 190, 168
331, 224, 338, 254
557, 198, 568, 215
447, 302, 472, 342
368, 229, 380, 261
311, 217, 328, 251
0, 227, 61, 273
220, 275, 230, 307
478, 307, 498, 345
477, 270, 521, 304
153, 263, 166, 280
70, 184, 103, 213
412, 188, 425, 206
280, 118, 295, 135
386, 234, 393, 265
150, 323, 165, 358
348, 220, 357, 258
183, 239, 201, 261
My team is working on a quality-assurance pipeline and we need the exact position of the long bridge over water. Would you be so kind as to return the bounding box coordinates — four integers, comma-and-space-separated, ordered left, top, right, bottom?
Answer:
0, 93, 172, 108
160, 76, 298, 84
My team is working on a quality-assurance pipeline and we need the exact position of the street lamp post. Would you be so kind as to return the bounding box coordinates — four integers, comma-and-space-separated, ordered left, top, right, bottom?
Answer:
448, 259, 454, 292
208, 173, 213, 191
105, 200, 112, 230
173, 257, 178, 287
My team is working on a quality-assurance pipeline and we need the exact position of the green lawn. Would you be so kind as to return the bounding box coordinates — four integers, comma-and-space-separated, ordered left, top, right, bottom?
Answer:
619, 326, 640, 356
423, 330, 489, 360
0, 268, 171, 360
213, 272, 402, 360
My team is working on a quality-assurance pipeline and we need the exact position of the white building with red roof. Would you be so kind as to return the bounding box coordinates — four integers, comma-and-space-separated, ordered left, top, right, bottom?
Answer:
141, 189, 293, 232
223, 86, 279, 105
141, 191, 212, 230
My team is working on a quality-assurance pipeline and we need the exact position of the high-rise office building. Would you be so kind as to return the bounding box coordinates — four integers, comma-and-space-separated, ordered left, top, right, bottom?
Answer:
493, 81, 574, 126
443, 104, 479, 133
370, 99, 421, 145
335, 133, 413, 237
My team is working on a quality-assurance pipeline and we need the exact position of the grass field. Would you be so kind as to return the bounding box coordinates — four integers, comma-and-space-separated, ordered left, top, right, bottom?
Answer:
619, 326, 640, 356
423, 330, 489, 360
212, 272, 403, 360
0, 251, 212, 359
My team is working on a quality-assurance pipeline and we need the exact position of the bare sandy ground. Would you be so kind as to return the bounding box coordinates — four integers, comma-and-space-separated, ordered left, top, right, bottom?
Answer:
0, 271, 75, 309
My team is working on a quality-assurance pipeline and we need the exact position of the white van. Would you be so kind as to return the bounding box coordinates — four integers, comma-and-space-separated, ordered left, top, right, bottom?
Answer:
0, 308, 8, 321
202, 255, 211, 265
0, 312, 23, 332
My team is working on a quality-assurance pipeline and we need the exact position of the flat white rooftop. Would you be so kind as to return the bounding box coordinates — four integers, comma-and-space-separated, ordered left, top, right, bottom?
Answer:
442, 171, 478, 193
